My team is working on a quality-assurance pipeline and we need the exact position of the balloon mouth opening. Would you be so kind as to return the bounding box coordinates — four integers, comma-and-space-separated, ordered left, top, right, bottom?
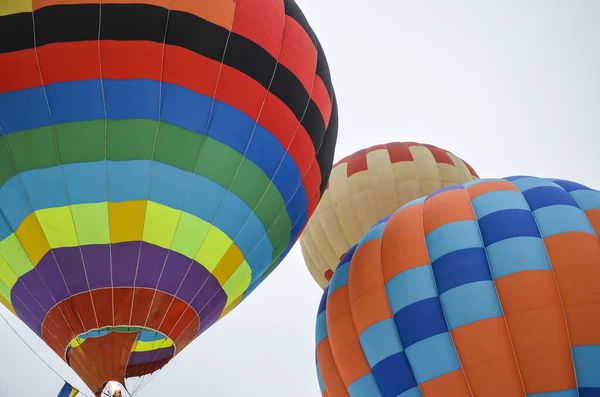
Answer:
104, 380, 123, 397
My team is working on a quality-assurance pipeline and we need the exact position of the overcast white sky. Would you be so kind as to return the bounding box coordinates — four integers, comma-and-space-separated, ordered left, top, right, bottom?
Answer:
1, 1, 599, 396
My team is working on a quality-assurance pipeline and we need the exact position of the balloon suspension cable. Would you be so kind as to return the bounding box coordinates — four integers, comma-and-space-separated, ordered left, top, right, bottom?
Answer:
0, 310, 92, 397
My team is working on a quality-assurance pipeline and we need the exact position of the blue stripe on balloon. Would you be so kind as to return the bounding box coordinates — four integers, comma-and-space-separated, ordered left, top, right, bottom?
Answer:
348, 373, 382, 397
371, 352, 418, 397
316, 363, 326, 393
327, 261, 350, 295
478, 209, 540, 246
572, 345, 600, 388
399, 387, 424, 397
394, 297, 447, 348
359, 319, 404, 367
431, 248, 491, 294
470, 190, 531, 219
578, 388, 600, 397
523, 186, 580, 211
315, 311, 328, 346
0, 79, 307, 225
509, 176, 559, 192
440, 280, 503, 330
0, 160, 271, 275
551, 179, 594, 192
425, 220, 483, 263
358, 222, 386, 245
533, 205, 596, 237
569, 190, 600, 211
385, 265, 437, 315
528, 390, 578, 397
485, 236, 551, 278
404, 332, 461, 384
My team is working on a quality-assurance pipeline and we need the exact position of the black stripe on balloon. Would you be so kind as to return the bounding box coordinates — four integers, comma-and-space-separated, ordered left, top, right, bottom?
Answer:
283, 0, 334, 100
0, 3, 337, 193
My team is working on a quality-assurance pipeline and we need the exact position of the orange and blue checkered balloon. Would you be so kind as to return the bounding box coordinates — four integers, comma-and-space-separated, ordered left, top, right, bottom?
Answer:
316, 176, 600, 397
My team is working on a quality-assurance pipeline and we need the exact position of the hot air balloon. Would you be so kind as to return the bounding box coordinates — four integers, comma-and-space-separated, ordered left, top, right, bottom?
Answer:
0, 0, 338, 395
300, 142, 478, 288
316, 176, 600, 397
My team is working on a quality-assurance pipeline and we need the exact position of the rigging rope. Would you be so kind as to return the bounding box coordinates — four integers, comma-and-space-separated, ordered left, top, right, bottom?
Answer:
0, 309, 92, 397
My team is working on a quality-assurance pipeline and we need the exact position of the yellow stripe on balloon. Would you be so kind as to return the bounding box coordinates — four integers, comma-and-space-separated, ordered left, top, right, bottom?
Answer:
0, 255, 18, 294
195, 227, 232, 272
0, 0, 32, 17
71, 203, 110, 245
0, 202, 253, 304
0, 235, 33, 279
0, 294, 16, 315
131, 338, 174, 353
222, 264, 251, 307
36, 206, 79, 248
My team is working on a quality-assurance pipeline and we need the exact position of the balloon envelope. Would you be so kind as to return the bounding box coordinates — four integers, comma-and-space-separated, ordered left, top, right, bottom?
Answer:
316, 176, 600, 397
0, 0, 337, 393
301, 142, 478, 288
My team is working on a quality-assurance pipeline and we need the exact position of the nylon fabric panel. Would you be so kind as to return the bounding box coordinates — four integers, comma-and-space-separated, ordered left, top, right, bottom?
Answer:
301, 142, 479, 289
316, 176, 600, 397
0, 0, 337, 393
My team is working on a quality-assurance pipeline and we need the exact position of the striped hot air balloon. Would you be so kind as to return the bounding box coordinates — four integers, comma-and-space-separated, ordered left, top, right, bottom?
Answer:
0, 0, 337, 394
316, 176, 600, 397
300, 142, 478, 288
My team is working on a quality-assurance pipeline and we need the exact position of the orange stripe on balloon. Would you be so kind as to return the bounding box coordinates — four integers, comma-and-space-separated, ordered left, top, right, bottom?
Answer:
495, 270, 576, 393
380, 202, 429, 283
326, 285, 371, 388
584, 208, 600, 234
31, 0, 236, 31
316, 338, 349, 397
348, 239, 392, 335
419, 369, 472, 397
465, 180, 520, 200
544, 232, 600, 345
450, 317, 524, 396
423, 188, 475, 234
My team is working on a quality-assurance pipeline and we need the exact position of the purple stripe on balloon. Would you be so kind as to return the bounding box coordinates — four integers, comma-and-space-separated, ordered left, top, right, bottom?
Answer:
197, 290, 227, 334
12, 274, 55, 313
12, 242, 225, 332
158, 252, 199, 297
11, 292, 43, 337
136, 243, 168, 289
127, 346, 175, 365
53, 248, 88, 295
113, 242, 141, 287
175, 260, 210, 303
81, 245, 112, 289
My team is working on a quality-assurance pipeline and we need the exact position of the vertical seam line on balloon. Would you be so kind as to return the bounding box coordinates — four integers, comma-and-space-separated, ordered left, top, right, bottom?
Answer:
126, 1, 172, 327
463, 181, 528, 396
97, 0, 114, 329
138, 0, 242, 370
169, 1, 338, 349
126, 1, 173, 358
6, 6, 86, 340
419, 194, 475, 396
155, 0, 286, 344
138, 0, 239, 337
514, 179, 580, 395
96, 1, 119, 388
33, 10, 102, 331
377, 208, 424, 396
180, 0, 321, 330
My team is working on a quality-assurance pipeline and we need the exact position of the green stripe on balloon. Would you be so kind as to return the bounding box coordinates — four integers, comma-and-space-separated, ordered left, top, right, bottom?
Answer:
0, 120, 293, 248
